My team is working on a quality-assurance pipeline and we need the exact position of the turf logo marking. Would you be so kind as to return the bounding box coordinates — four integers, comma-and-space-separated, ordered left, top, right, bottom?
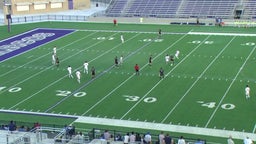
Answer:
0, 28, 75, 62
123, 95, 157, 103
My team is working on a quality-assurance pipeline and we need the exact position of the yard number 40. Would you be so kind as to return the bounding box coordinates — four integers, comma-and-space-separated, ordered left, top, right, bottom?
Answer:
198, 101, 235, 110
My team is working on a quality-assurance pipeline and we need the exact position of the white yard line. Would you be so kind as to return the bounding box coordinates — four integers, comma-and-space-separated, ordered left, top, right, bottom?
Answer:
121, 35, 212, 120
205, 43, 256, 127
0, 30, 92, 77
253, 124, 256, 133
161, 36, 236, 123
81, 33, 189, 116
0, 31, 97, 94
9, 32, 139, 109
44, 33, 141, 112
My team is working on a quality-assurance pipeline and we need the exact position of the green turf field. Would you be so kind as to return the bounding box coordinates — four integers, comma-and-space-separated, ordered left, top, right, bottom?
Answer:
0, 22, 255, 142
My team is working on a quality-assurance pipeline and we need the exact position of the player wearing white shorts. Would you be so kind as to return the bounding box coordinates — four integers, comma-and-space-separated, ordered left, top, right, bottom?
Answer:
245, 85, 250, 99
175, 50, 180, 59
121, 34, 124, 43
119, 55, 123, 66
83, 61, 89, 74
52, 53, 56, 65
67, 66, 73, 78
76, 71, 81, 83
165, 54, 170, 64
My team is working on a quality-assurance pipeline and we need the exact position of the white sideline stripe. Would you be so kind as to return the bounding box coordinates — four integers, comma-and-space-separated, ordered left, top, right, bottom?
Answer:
0, 109, 255, 141
253, 124, 256, 133
188, 32, 256, 36
74, 116, 256, 141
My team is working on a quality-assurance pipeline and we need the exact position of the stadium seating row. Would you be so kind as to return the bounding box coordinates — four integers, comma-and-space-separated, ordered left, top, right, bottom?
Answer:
106, 0, 256, 19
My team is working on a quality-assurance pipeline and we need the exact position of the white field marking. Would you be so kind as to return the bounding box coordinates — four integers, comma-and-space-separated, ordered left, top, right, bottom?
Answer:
0, 29, 77, 64
253, 124, 256, 133
9, 32, 140, 110
43, 33, 141, 112
81, 34, 189, 116
27, 55, 34, 59
161, 36, 236, 123
0, 32, 97, 93
188, 32, 256, 36
120, 35, 211, 120
0, 30, 94, 78
205, 44, 256, 127
83, 29, 256, 37
3, 109, 255, 141
79, 29, 187, 35
0, 28, 37, 43
76, 115, 256, 140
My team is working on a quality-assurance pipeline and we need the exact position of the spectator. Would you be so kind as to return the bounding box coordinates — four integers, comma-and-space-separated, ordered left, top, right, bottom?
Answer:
135, 133, 141, 143
130, 131, 136, 143
195, 138, 204, 144
178, 136, 186, 144
159, 131, 165, 144
115, 133, 123, 141
34, 122, 41, 129
227, 136, 234, 144
144, 132, 151, 144
18, 125, 26, 132
164, 133, 173, 144
103, 130, 111, 141
244, 136, 254, 144
8, 120, 16, 133
124, 133, 129, 144
73, 132, 84, 143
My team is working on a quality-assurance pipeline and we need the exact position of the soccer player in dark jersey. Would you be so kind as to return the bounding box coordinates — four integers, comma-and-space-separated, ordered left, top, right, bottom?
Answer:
159, 67, 164, 79
55, 57, 60, 67
115, 56, 118, 67
158, 29, 162, 38
91, 66, 96, 79
170, 55, 174, 66
149, 55, 152, 67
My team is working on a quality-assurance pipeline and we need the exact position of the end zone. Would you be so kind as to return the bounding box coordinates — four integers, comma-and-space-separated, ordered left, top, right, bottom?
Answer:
0, 28, 75, 62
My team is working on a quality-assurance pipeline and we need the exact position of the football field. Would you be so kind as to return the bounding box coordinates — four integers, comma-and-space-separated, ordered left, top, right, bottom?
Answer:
0, 22, 255, 141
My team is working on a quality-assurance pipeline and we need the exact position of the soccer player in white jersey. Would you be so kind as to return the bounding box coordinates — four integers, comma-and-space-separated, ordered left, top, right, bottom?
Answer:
52, 53, 56, 65
175, 50, 180, 59
53, 46, 57, 55
121, 34, 124, 43
67, 66, 73, 78
165, 54, 170, 64
76, 70, 81, 83
83, 61, 89, 74
119, 55, 123, 66
245, 85, 250, 99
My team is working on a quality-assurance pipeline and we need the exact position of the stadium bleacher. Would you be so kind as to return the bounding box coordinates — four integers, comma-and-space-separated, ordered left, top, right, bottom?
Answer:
105, 0, 256, 19
243, 0, 256, 18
